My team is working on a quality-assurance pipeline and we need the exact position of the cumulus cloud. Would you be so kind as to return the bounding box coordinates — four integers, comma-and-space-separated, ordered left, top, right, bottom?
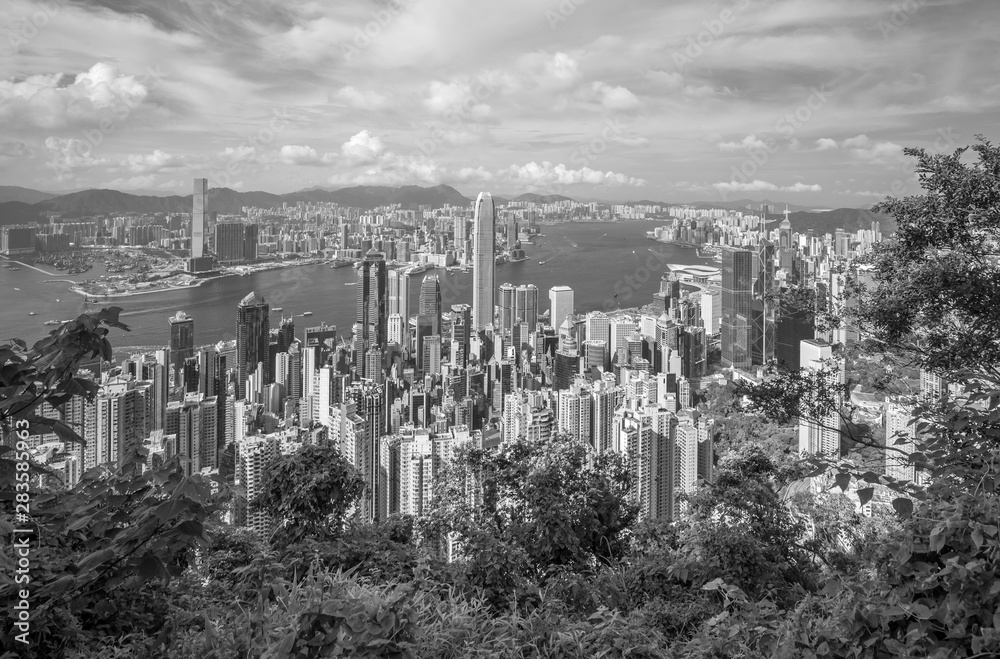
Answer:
340, 130, 387, 164
718, 134, 771, 153
278, 144, 336, 166
324, 130, 647, 191
517, 51, 581, 90
712, 179, 822, 193
500, 161, 647, 188
424, 80, 493, 122
815, 138, 839, 151
0, 62, 154, 129
44, 137, 112, 177
591, 82, 640, 111
218, 145, 260, 164
116, 149, 188, 174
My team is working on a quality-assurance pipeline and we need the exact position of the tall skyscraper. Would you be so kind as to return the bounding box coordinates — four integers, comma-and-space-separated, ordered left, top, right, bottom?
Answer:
498, 283, 516, 338
168, 311, 194, 384
472, 192, 495, 332
356, 250, 388, 379
549, 286, 574, 332
388, 269, 411, 333
192, 178, 207, 258
237, 292, 270, 401
514, 284, 538, 334
721, 247, 754, 370
418, 275, 442, 336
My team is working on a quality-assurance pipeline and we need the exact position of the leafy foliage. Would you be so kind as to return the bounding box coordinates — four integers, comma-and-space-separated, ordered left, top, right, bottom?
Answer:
848, 135, 1000, 375
251, 443, 366, 545
0, 307, 130, 480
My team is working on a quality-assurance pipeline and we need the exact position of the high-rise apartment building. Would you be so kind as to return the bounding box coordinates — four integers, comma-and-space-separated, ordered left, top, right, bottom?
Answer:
472, 192, 495, 332
797, 339, 843, 455
215, 222, 258, 265
168, 311, 194, 384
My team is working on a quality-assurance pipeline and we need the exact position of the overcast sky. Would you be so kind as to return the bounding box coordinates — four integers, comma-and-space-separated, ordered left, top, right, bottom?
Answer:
0, 0, 997, 206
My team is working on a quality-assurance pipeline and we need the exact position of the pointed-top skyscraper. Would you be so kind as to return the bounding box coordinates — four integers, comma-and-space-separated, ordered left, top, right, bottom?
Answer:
472, 192, 495, 332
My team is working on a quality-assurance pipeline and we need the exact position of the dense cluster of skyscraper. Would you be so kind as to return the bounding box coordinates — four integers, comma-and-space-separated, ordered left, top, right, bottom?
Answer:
17, 185, 936, 536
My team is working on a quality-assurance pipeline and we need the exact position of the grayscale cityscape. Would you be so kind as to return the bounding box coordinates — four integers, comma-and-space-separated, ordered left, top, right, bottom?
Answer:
1, 0, 998, 656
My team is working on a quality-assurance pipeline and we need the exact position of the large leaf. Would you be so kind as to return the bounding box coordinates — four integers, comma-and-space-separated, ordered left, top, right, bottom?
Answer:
891, 497, 914, 519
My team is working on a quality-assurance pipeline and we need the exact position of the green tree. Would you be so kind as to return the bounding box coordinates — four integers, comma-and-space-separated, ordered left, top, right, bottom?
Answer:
419, 433, 639, 606
0, 308, 129, 478
251, 443, 366, 545
847, 135, 1000, 376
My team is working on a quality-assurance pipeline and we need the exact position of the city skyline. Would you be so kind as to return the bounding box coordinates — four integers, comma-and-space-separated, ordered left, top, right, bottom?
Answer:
0, 0, 996, 207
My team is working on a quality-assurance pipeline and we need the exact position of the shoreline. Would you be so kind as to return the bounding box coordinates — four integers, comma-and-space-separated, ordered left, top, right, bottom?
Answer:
68, 258, 325, 299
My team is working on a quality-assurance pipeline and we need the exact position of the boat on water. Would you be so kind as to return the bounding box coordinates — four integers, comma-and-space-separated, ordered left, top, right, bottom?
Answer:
406, 263, 435, 274
344, 282, 355, 286
272, 307, 283, 312
539, 260, 546, 265
302, 311, 313, 316
44, 320, 61, 326
28, 311, 36, 315
14, 288, 19, 291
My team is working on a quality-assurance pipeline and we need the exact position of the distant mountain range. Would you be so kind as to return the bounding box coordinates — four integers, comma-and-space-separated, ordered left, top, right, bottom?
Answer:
0, 186, 59, 205
0, 184, 890, 234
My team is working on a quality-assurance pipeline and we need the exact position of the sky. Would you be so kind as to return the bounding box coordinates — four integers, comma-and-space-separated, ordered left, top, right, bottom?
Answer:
0, 0, 997, 207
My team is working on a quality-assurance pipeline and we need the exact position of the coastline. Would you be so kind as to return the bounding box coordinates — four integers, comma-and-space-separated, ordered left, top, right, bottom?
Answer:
67, 258, 325, 299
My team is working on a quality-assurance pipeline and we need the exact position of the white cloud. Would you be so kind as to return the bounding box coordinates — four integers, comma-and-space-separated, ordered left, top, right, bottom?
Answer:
0, 62, 153, 129
424, 79, 493, 122
712, 179, 822, 193
718, 134, 770, 153
815, 138, 839, 151
591, 82, 640, 111
278, 144, 336, 166
117, 150, 188, 174
340, 130, 387, 165
500, 161, 647, 188
218, 145, 260, 164
43, 137, 112, 178
839, 134, 907, 167
335, 86, 390, 110
646, 69, 684, 89
784, 182, 823, 193
517, 51, 582, 90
